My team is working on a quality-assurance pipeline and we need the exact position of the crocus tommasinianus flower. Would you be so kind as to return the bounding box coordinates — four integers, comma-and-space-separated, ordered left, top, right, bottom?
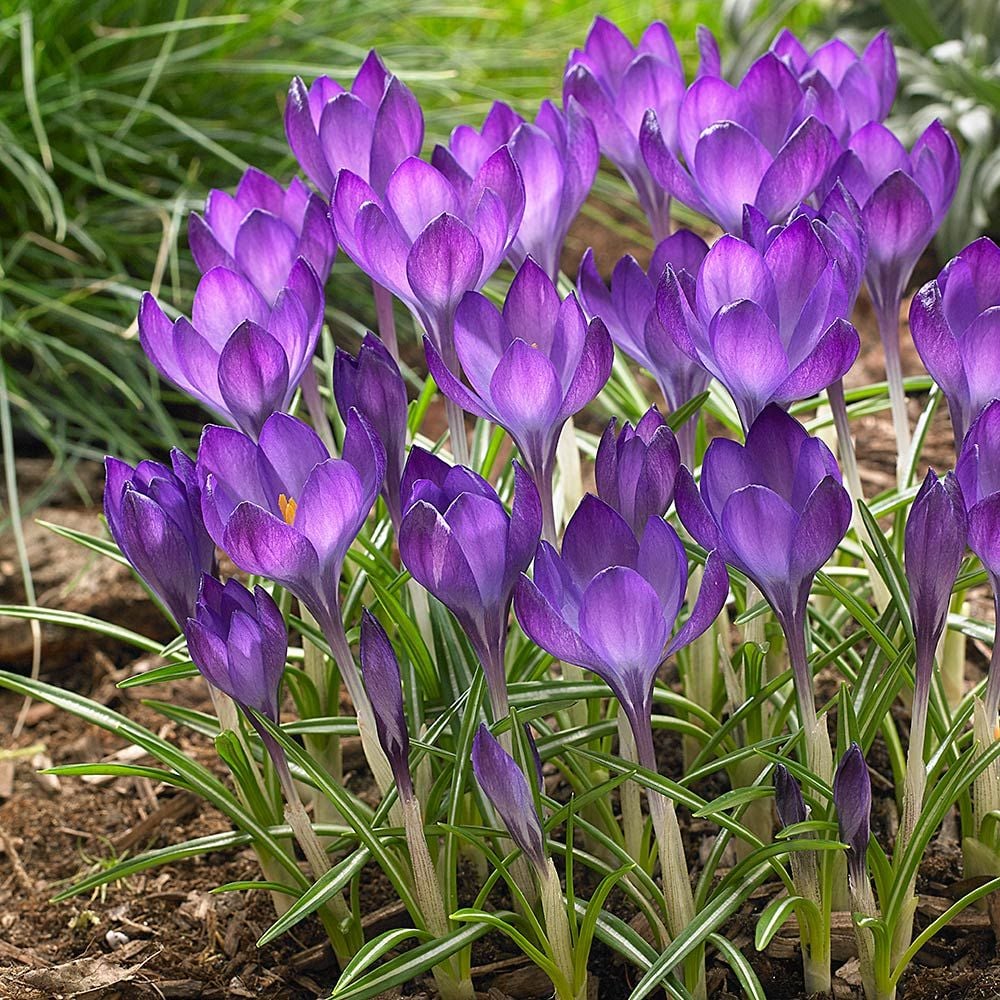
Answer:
957, 401, 1000, 721
331, 150, 524, 369
188, 167, 336, 301
333, 333, 408, 529
285, 50, 424, 198
771, 29, 897, 142
640, 52, 840, 235
104, 450, 215, 628
472, 724, 547, 873
563, 16, 686, 240
676, 405, 850, 778
398, 451, 541, 720
577, 230, 711, 462
514, 495, 728, 765
656, 218, 860, 431
774, 763, 808, 828
138, 261, 323, 440
426, 257, 613, 540
909, 237, 1000, 448
197, 410, 384, 712
359, 609, 412, 800
833, 743, 872, 891
595, 407, 680, 538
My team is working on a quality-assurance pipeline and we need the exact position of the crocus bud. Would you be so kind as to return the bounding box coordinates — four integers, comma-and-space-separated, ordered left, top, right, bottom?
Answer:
833, 743, 871, 890
185, 576, 288, 724
595, 408, 680, 537
774, 764, 808, 828
957, 400, 1000, 583
472, 724, 546, 873
359, 610, 412, 800
334, 333, 408, 527
104, 451, 215, 627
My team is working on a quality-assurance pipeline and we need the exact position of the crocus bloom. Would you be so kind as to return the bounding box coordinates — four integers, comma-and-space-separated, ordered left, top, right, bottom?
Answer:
640, 52, 840, 234
771, 29, 897, 142
774, 764, 807, 828
360, 610, 412, 800
595, 408, 680, 538
425, 257, 613, 539
472, 724, 547, 873
138, 261, 323, 439
577, 231, 711, 461
833, 743, 872, 891
104, 450, 215, 627
186, 576, 287, 724
656, 218, 860, 431
196, 410, 384, 710
285, 50, 424, 198
909, 237, 1000, 447
398, 452, 541, 720
333, 333, 408, 528
188, 168, 336, 300
563, 16, 686, 239
514, 495, 728, 762
331, 150, 524, 368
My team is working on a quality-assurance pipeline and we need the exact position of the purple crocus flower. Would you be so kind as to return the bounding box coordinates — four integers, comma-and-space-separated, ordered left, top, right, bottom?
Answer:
640, 52, 840, 235
360, 609, 412, 801
656, 218, 860, 431
472, 724, 547, 873
563, 17, 687, 240
595, 408, 680, 538
398, 452, 541, 720
188, 168, 336, 300
771, 29, 897, 142
514, 494, 728, 765
435, 101, 525, 180
138, 261, 323, 439
104, 450, 215, 628
333, 333, 408, 529
285, 50, 424, 199
425, 257, 613, 540
832, 743, 872, 891
774, 763, 808, 828
909, 237, 1000, 447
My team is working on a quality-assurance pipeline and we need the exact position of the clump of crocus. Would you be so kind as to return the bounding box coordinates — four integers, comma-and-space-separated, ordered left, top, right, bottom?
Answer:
656, 218, 860, 432
285, 50, 423, 199
138, 261, 323, 440
360, 612, 474, 1000
595, 407, 680, 538
563, 16, 687, 240
909, 237, 1000, 448
104, 451, 215, 628
472, 725, 583, 1000
426, 257, 613, 540
640, 52, 840, 234
577, 231, 711, 461
676, 405, 851, 782
333, 333, 409, 529
188, 167, 336, 300
398, 451, 541, 721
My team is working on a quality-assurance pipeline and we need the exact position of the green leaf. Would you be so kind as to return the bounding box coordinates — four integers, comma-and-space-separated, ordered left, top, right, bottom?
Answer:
117, 660, 199, 688
330, 926, 429, 989
754, 894, 812, 950
710, 932, 766, 1000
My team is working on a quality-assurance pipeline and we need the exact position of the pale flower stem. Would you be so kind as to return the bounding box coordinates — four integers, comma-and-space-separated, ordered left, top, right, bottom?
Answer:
617, 717, 644, 864
445, 396, 470, 467
372, 280, 399, 360
540, 859, 585, 1000
300, 366, 337, 457
875, 299, 911, 486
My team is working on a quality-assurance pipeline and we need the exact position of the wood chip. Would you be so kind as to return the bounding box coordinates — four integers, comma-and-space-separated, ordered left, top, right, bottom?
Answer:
110, 791, 198, 851
30, 753, 60, 795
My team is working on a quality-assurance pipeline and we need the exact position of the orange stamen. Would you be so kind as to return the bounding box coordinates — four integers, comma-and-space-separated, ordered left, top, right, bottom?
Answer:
278, 493, 298, 526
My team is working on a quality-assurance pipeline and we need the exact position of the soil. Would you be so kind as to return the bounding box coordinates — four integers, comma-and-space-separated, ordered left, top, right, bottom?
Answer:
2, 211, 998, 998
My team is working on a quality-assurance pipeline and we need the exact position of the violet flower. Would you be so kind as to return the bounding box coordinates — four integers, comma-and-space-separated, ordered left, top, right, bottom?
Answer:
563, 16, 689, 239
832, 743, 872, 892
104, 451, 215, 628
188, 167, 336, 300
425, 257, 613, 540
398, 451, 541, 720
138, 261, 323, 440
774, 763, 808, 828
676, 405, 850, 778
285, 50, 424, 198
577, 230, 711, 462
639, 52, 840, 234
595, 408, 680, 538
333, 333, 408, 529
771, 29, 897, 142
909, 237, 1000, 447
656, 218, 860, 431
